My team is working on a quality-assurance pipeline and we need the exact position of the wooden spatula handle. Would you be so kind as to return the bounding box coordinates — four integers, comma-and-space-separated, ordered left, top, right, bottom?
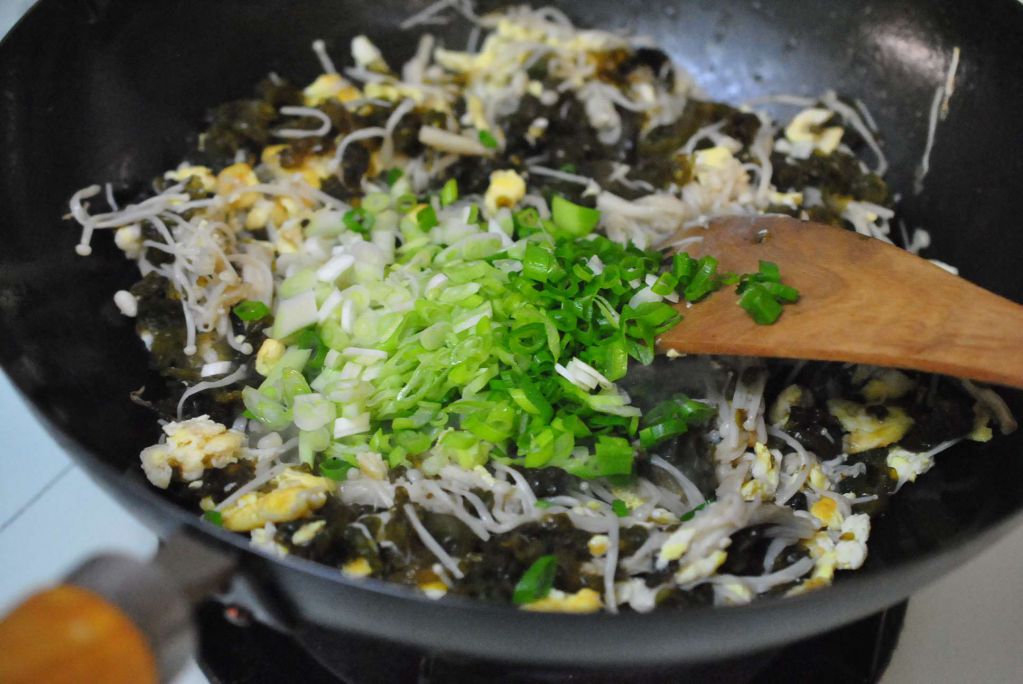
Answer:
0, 584, 158, 684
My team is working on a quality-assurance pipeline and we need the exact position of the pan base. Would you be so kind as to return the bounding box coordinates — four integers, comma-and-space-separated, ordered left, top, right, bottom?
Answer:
196, 599, 907, 683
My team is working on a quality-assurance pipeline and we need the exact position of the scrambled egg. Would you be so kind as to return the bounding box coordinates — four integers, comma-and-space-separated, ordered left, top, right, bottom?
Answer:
657, 526, 697, 568
420, 581, 448, 599
769, 385, 804, 426
521, 588, 603, 613
256, 338, 286, 375
741, 442, 780, 501
140, 416, 245, 488
250, 522, 289, 557
342, 557, 373, 577
714, 581, 754, 606
827, 399, 913, 453
801, 512, 871, 584
886, 446, 935, 490
216, 163, 261, 209
302, 73, 362, 107
784, 107, 844, 155
221, 468, 336, 532
291, 520, 326, 546
484, 169, 527, 216
588, 534, 610, 557
675, 550, 727, 584
810, 496, 843, 530
165, 165, 217, 193
769, 190, 803, 209
857, 368, 915, 403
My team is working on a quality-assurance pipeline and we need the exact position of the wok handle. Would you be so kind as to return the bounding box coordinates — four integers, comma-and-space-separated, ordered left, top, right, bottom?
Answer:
0, 533, 234, 684
0, 584, 158, 684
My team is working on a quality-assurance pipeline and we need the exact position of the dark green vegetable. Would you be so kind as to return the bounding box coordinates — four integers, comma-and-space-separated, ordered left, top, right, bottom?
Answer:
611, 499, 629, 517
512, 554, 558, 604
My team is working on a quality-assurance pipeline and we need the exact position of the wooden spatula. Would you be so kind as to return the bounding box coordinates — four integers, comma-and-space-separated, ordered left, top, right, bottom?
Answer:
657, 215, 1023, 389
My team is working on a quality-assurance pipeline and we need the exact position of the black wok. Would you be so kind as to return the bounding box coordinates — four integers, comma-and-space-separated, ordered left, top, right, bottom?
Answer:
2, 0, 1023, 673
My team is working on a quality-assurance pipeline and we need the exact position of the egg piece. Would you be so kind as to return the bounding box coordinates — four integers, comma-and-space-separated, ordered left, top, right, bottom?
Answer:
484, 169, 527, 216
741, 442, 780, 501
769, 190, 803, 209
768, 384, 804, 426
675, 550, 727, 584
216, 163, 261, 209
420, 581, 448, 599
859, 368, 915, 403
694, 145, 734, 170
342, 557, 373, 578
291, 520, 327, 546
250, 522, 289, 558
827, 399, 913, 453
303, 73, 362, 106
588, 534, 610, 557
221, 468, 336, 532
834, 513, 870, 570
520, 588, 603, 613
139, 416, 245, 488
784, 108, 844, 156
256, 338, 285, 376
165, 165, 217, 193
810, 496, 843, 530
714, 581, 754, 606
656, 527, 697, 568
886, 446, 936, 490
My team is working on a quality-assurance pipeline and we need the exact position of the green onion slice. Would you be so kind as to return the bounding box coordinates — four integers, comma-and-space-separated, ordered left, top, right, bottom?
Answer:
233, 300, 270, 321
512, 554, 558, 605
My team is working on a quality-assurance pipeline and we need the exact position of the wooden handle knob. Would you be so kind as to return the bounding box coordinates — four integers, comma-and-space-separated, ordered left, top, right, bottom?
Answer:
0, 584, 158, 684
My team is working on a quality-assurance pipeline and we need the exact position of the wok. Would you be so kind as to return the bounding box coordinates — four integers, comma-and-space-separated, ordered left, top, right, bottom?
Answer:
2, 0, 1023, 676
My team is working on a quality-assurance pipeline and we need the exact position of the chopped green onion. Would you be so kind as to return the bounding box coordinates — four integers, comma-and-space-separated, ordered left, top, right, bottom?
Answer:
478, 129, 498, 149
318, 457, 350, 481
611, 499, 629, 517
512, 554, 557, 605
395, 194, 418, 214
440, 178, 459, 207
551, 195, 601, 237
202, 510, 223, 526
384, 168, 403, 186
343, 207, 374, 235
683, 256, 721, 302
739, 283, 784, 324
522, 244, 555, 282
233, 299, 270, 321
417, 205, 439, 231
363, 192, 391, 214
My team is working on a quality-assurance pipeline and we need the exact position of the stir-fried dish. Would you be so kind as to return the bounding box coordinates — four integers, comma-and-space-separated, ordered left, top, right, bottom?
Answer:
69, 4, 1016, 613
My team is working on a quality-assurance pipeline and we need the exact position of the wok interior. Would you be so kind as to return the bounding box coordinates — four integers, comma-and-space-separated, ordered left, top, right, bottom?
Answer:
2, 0, 1023, 661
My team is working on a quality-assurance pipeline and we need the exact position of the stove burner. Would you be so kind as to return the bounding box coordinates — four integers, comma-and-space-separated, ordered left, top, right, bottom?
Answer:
196, 599, 907, 684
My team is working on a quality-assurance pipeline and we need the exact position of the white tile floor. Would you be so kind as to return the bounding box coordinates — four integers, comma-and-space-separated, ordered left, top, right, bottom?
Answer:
2, 4, 1022, 682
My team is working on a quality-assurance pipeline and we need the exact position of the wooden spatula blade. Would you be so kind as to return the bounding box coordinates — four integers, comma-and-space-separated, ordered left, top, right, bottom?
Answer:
657, 216, 1023, 389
